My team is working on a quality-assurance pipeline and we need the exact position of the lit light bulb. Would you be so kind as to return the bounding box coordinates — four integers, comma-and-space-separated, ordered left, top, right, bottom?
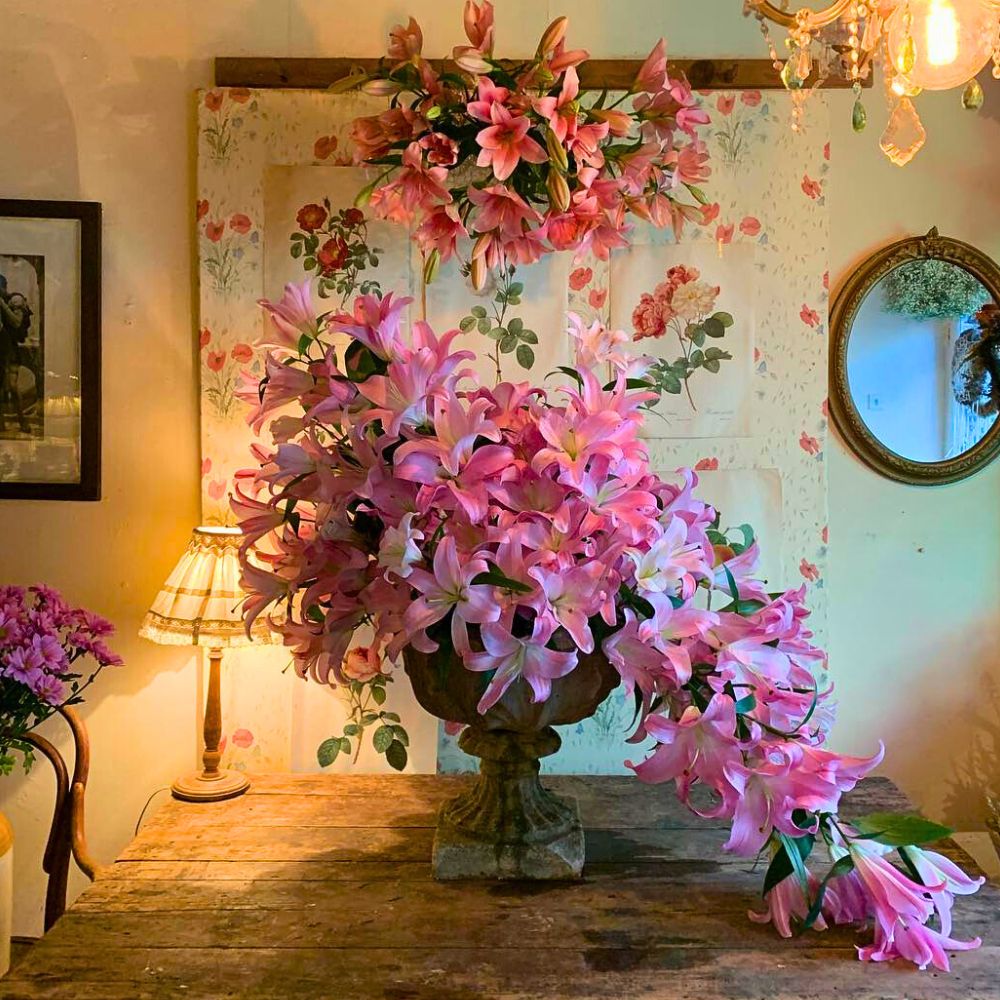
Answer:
887, 0, 995, 90
926, 0, 960, 66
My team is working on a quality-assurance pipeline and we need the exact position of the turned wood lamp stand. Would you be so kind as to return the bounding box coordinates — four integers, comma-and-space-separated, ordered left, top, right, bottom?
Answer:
139, 526, 276, 803
171, 645, 249, 802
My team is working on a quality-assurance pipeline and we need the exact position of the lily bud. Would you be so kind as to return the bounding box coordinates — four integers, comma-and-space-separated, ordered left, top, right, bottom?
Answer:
546, 169, 571, 214
329, 71, 367, 94
361, 78, 403, 97
354, 180, 377, 209
469, 252, 488, 291
422, 248, 440, 286
453, 47, 493, 75
545, 129, 569, 172
537, 16, 569, 58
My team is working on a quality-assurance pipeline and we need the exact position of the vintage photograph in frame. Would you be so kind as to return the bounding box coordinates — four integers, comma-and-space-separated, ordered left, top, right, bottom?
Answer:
0, 200, 101, 500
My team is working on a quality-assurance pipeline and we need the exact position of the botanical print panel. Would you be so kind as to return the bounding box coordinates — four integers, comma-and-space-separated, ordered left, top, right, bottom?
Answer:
609, 240, 756, 439
263, 164, 416, 319
690, 467, 784, 588
424, 251, 573, 386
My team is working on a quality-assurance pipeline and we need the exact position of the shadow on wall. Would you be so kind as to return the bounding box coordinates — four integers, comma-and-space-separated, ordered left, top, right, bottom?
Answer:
0, 50, 79, 195
883, 616, 1000, 831
940, 670, 1000, 829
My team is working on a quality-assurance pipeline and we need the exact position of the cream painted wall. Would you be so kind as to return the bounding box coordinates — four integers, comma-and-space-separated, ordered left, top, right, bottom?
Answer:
0, 0, 997, 937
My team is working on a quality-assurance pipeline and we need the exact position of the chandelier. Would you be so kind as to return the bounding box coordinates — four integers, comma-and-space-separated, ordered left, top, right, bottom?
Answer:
744, 1, 1000, 164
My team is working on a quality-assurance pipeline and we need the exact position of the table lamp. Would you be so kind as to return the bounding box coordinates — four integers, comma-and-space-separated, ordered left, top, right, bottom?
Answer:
139, 526, 274, 802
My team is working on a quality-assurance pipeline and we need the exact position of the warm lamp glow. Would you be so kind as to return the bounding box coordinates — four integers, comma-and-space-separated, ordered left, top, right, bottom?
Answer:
888, 0, 995, 90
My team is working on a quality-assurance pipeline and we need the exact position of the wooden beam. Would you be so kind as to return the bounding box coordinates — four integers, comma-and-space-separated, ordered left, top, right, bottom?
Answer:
215, 56, 868, 92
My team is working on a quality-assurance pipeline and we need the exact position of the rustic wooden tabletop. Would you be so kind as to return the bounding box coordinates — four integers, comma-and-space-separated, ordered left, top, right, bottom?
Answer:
2, 774, 997, 999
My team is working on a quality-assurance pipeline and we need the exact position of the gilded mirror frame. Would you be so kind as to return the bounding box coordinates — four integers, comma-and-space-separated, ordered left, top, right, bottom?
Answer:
829, 229, 1000, 485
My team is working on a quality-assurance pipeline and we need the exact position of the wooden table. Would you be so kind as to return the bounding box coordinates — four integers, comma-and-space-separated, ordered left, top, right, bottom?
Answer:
3, 775, 998, 999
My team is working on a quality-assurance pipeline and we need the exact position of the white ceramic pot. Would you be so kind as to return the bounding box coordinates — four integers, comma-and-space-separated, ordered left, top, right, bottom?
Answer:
0, 811, 11, 977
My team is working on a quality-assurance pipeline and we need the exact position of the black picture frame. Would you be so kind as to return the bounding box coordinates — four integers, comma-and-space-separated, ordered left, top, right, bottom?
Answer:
0, 199, 102, 501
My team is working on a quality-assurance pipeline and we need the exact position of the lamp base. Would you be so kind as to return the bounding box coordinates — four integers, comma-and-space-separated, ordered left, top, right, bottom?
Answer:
171, 769, 250, 803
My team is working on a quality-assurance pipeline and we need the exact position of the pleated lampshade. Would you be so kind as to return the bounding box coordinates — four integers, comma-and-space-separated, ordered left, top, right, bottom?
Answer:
139, 526, 274, 647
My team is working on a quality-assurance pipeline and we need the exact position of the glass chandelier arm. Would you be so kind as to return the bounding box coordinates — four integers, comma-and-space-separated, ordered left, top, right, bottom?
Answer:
747, 0, 859, 30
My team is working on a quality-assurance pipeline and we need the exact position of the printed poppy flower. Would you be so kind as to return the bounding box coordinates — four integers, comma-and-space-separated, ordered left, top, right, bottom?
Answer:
231, 342, 254, 363
206, 350, 226, 372
205, 220, 225, 243
739, 216, 761, 237
741, 90, 762, 107
229, 213, 252, 235
800, 304, 820, 327
702, 202, 720, 225
715, 223, 734, 245
196, 199, 210, 221
296, 203, 328, 232
314, 134, 339, 160
199, 328, 211, 349
717, 94, 735, 116
695, 457, 719, 471
229, 88, 251, 104
824, 141, 831, 161
802, 174, 823, 199
318, 237, 349, 274
201, 457, 212, 476
589, 288, 608, 310
821, 526, 829, 544
204, 91, 224, 112
799, 431, 821, 455
231, 728, 255, 748
208, 478, 227, 501
821, 397, 830, 418
569, 267, 593, 291
799, 558, 820, 582
823, 270, 829, 290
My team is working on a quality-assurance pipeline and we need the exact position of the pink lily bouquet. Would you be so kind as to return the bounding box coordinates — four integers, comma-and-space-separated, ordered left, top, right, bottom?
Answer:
237, 280, 984, 971
346, 2, 711, 291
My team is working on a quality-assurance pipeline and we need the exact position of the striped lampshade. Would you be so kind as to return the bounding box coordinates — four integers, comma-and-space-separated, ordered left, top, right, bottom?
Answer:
139, 527, 275, 647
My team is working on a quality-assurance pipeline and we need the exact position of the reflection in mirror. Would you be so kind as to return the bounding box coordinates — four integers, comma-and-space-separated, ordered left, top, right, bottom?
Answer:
846, 260, 998, 464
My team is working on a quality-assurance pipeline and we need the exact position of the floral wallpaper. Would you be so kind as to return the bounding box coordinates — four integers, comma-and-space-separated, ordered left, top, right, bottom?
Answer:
197, 88, 830, 775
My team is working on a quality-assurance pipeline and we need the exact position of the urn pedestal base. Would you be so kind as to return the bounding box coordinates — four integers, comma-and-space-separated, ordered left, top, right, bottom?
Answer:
432, 727, 585, 881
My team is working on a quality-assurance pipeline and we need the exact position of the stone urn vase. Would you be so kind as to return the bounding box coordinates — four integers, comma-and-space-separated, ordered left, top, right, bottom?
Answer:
403, 645, 620, 880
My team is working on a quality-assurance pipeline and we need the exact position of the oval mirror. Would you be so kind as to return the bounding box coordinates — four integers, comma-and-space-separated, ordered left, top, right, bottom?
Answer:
830, 230, 1000, 485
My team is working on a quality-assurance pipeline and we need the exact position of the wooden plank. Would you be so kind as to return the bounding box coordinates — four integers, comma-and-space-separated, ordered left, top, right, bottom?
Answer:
35, 870, 1000, 952
119, 823, 737, 864
139, 774, 912, 834
2, 904, 930, 955
5, 944, 999, 1000
214, 56, 868, 92
69, 870, 1000, 935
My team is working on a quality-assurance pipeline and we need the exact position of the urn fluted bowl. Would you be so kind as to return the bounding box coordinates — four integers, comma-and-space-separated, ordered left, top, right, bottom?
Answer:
403, 645, 620, 880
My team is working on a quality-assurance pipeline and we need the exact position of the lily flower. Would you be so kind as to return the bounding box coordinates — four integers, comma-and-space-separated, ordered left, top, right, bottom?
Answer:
476, 104, 547, 181
467, 620, 578, 712
403, 537, 499, 654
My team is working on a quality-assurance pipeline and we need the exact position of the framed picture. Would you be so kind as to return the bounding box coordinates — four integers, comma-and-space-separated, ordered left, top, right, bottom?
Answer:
0, 200, 101, 500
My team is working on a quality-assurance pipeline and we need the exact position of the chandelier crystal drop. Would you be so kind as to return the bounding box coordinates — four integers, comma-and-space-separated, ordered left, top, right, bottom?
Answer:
744, 0, 1000, 164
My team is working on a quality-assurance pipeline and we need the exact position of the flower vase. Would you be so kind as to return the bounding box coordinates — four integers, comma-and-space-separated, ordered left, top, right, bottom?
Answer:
403, 645, 619, 880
